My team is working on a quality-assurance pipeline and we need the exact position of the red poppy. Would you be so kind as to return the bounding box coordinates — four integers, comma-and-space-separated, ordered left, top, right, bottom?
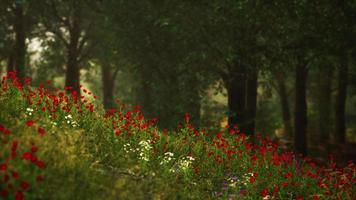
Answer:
26, 120, 35, 126
115, 130, 121, 136
37, 127, 46, 136
261, 188, 269, 197
36, 161, 45, 169
0, 163, 7, 171
20, 181, 30, 190
22, 152, 33, 160
15, 191, 24, 200
31, 146, 38, 153
11, 171, 19, 179
0, 189, 8, 197
2, 175, 9, 182
36, 175, 44, 183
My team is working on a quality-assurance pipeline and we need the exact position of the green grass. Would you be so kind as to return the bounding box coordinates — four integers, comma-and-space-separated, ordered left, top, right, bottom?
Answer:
0, 73, 355, 200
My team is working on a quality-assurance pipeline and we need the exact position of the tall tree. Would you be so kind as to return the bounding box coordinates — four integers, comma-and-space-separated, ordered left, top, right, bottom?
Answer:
37, 0, 98, 95
335, 53, 349, 144
294, 59, 309, 156
317, 64, 333, 143
13, 0, 26, 79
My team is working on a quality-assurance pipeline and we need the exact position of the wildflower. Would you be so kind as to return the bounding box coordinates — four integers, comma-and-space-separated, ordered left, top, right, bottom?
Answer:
3, 175, 9, 182
20, 181, 30, 190
36, 161, 45, 169
26, 120, 34, 126
261, 188, 269, 198
0, 163, 7, 171
15, 191, 24, 200
185, 112, 190, 122
240, 189, 247, 195
37, 127, 46, 136
36, 175, 44, 183
11, 171, 19, 179
22, 152, 33, 160
0, 189, 8, 197
12, 141, 18, 151
115, 130, 121, 136
285, 172, 293, 179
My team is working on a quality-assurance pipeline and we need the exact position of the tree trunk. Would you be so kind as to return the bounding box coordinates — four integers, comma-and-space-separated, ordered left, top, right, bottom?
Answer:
276, 71, 293, 138
7, 48, 15, 73
294, 63, 308, 156
335, 53, 349, 144
318, 66, 333, 143
137, 68, 154, 119
14, 1, 26, 79
245, 68, 258, 136
65, 25, 81, 96
227, 62, 247, 134
101, 65, 115, 110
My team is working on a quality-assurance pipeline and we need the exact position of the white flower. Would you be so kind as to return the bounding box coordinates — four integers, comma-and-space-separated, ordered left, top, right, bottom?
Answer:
187, 156, 195, 161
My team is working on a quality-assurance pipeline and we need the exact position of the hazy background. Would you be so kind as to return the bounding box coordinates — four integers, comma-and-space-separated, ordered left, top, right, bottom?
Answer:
1, 0, 355, 164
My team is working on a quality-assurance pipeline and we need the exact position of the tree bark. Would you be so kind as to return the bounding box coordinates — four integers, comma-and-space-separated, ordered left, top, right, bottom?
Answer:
101, 65, 115, 110
318, 66, 333, 143
245, 68, 258, 136
14, 1, 26, 79
276, 71, 293, 138
294, 63, 308, 156
227, 62, 247, 134
65, 25, 81, 96
335, 53, 349, 144
7, 48, 15, 73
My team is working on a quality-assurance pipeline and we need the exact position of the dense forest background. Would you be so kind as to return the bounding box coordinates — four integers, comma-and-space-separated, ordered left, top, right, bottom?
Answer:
0, 0, 355, 163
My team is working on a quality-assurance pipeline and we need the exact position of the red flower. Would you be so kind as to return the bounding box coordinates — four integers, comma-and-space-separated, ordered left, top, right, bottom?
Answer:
36, 175, 44, 183
15, 191, 24, 200
240, 189, 247, 195
2, 175, 9, 182
0, 189, 9, 197
36, 161, 45, 169
22, 152, 33, 160
4, 129, 11, 135
11, 171, 19, 179
115, 130, 121, 136
37, 127, 46, 136
12, 140, 18, 151
0, 163, 7, 171
30, 145, 38, 153
249, 177, 256, 184
185, 112, 190, 122
0, 124, 4, 132
285, 172, 293, 179
296, 196, 304, 200
261, 188, 269, 197
26, 120, 35, 126
245, 142, 253, 150
20, 181, 30, 190
272, 186, 279, 195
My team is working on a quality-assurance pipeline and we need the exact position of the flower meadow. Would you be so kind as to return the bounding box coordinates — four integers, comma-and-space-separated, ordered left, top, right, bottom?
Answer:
0, 71, 355, 200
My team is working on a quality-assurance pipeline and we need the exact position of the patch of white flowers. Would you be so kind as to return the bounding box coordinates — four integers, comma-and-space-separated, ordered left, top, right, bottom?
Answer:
227, 176, 240, 188
136, 140, 152, 162
65, 114, 79, 127
241, 173, 254, 186
160, 152, 175, 165
26, 108, 34, 116
170, 155, 195, 172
